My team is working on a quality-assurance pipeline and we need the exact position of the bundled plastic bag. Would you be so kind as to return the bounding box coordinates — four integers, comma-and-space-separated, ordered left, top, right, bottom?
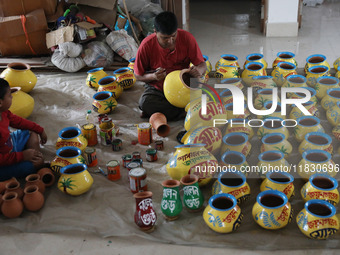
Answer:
51, 42, 86, 72
82, 41, 114, 67
106, 29, 138, 61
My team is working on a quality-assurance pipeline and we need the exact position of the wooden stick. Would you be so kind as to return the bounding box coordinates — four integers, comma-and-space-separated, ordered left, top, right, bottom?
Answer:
122, 0, 140, 45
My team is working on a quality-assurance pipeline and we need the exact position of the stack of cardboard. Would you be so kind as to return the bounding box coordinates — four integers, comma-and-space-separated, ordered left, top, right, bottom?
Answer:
0, 0, 58, 56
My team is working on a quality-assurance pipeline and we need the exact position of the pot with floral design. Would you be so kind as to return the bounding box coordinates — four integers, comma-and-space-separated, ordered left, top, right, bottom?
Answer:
272, 51, 297, 69
271, 62, 297, 87
86, 67, 108, 90
56, 127, 88, 151
261, 133, 292, 158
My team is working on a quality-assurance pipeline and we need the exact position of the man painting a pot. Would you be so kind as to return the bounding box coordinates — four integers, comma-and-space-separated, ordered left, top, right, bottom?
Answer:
134, 11, 206, 121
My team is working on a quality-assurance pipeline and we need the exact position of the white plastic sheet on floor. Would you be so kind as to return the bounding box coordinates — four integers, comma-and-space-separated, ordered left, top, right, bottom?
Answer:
1, 72, 340, 250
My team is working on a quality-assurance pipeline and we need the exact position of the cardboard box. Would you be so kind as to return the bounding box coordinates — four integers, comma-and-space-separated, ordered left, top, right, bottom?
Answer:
68, 0, 117, 11
0, 0, 57, 17
0, 9, 49, 56
76, 4, 118, 28
46, 25, 74, 49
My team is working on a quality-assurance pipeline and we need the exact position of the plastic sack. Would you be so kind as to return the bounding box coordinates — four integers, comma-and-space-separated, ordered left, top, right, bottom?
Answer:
106, 29, 138, 61
51, 42, 86, 72
82, 41, 114, 67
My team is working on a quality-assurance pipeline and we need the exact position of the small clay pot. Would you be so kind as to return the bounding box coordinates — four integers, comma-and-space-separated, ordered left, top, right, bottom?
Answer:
23, 185, 45, 212
37, 168, 55, 187
25, 174, 45, 194
1, 192, 24, 218
149, 112, 170, 137
4, 179, 24, 199
0, 177, 18, 194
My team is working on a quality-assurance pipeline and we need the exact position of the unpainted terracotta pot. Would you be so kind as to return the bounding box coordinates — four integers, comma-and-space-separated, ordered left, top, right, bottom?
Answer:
4, 179, 24, 199
23, 185, 45, 212
25, 174, 45, 194
0, 177, 18, 194
149, 112, 170, 137
37, 168, 55, 187
1, 192, 24, 218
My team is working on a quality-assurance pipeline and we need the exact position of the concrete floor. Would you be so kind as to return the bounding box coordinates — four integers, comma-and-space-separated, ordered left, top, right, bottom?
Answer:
2, 0, 340, 254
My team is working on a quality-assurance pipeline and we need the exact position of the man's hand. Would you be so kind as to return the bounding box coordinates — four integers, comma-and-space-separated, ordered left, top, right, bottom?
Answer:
188, 65, 203, 78
39, 131, 48, 145
153, 67, 166, 81
23, 149, 43, 163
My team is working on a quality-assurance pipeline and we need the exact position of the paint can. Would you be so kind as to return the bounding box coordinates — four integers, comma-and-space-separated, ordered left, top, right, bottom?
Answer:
146, 149, 157, 162
112, 138, 122, 151
106, 160, 121, 181
99, 117, 113, 130
99, 127, 115, 146
126, 161, 141, 181
122, 154, 132, 168
137, 123, 152, 145
81, 123, 98, 146
83, 147, 98, 167
98, 114, 108, 124
129, 167, 147, 193
132, 158, 143, 167
132, 151, 141, 160
155, 140, 164, 151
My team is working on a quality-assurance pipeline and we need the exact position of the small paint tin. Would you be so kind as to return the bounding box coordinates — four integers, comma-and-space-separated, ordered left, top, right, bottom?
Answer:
99, 127, 115, 146
112, 138, 122, 151
146, 149, 157, 162
137, 123, 152, 145
98, 114, 108, 124
122, 154, 132, 168
81, 123, 98, 146
106, 160, 121, 181
129, 167, 147, 193
132, 158, 143, 167
155, 140, 164, 151
83, 147, 98, 167
99, 117, 113, 130
132, 151, 141, 160
126, 161, 141, 181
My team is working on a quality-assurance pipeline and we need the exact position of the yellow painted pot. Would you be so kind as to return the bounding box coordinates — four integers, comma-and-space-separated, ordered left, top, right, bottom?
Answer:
260, 171, 295, 200
97, 76, 123, 99
219, 80, 245, 105
0, 62, 37, 93
215, 54, 240, 70
92, 91, 117, 114
212, 170, 251, 204
166, 143, 218, 187
181, 126, 222, 156
113, 67, 136, 90
252, 190, 292, 230
253, 88, 280, 110
293, 116, 324, 143
301, 173, 339, 206
282, 75, 308, 98
214, 65, 239, 79
184, 100, 226, 131
250, 76, 277, 93
224, 103, 251, 120
243, 53, 268, 69
203, 193, 243, 233
203, 55, 212, 73
306, 65, 330, 87
304, 54, 331, 74
257, 117, 289, 140
50, 146, 86, 174
259, 101, 283, 120
56, 127, 88, 151
164, 69, 202, 109
86, 67, 108, 90
297, 150, 336, 181
321, 88, 340, 111
271, 62, 297, 87
257, 150, 290, 179
224, 118, 254, 139
261, 133, 292, 158
220, 151, 249, 177
332, 124, 340, 141
221, 132, 251, 157
128, 57, 135, 71
272, 51, 297, 69
289, 87, 318, 106
333, 57, 340, 70
298, 132, 333, 155
315, 76, 339, 99
8, 87, 34, 119
326, 101, 340, 127
58, 163, 93, 196
296, 200, 339, 239
289, 101, 319, 120
241, 62, 267, 86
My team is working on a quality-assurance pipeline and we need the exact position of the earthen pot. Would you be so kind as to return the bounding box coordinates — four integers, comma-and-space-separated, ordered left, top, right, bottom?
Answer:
0, 177, 18, 194
23, 185, 45, 212
25, 174, 45, 194
4, 179, 24, 199
149, 112, 170, 137
1, 192, 24, 218
37, 168, 55, 187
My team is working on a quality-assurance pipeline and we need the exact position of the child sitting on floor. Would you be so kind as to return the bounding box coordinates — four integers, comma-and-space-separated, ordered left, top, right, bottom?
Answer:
0, 78, 47, 181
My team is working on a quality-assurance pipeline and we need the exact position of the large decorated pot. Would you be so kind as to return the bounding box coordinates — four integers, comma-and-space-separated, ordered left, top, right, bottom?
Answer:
0, 62, 37, 93
304, 54, 331, 74
86, 67, 108, 90
271, 62, 297, 87
50, 146, 86, 173
97, 76, 123, 99
56, 127, 88, 151
321, 88, 340, 111
166, 143, 218, 187
92, 91, 117, 114
306, 65, 330, 87
241, 62, 266, 85
58, 163, 93, 196
9, 87, 34, 119
243, 53, 268, 69
272, 51, 297, 69
164, 69, 202, 108
113, 67, 136, 90
215, 54, 240, 70
214, 65, 239, 79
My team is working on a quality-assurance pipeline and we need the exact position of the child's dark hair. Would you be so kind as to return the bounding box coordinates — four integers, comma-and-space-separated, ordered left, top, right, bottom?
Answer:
0, 78, 10, 99
154, 11, 178, 35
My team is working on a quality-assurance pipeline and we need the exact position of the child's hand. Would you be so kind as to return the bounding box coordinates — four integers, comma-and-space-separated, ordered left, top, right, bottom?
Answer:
23, 149, 43, 162
40, 131, 48, 145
